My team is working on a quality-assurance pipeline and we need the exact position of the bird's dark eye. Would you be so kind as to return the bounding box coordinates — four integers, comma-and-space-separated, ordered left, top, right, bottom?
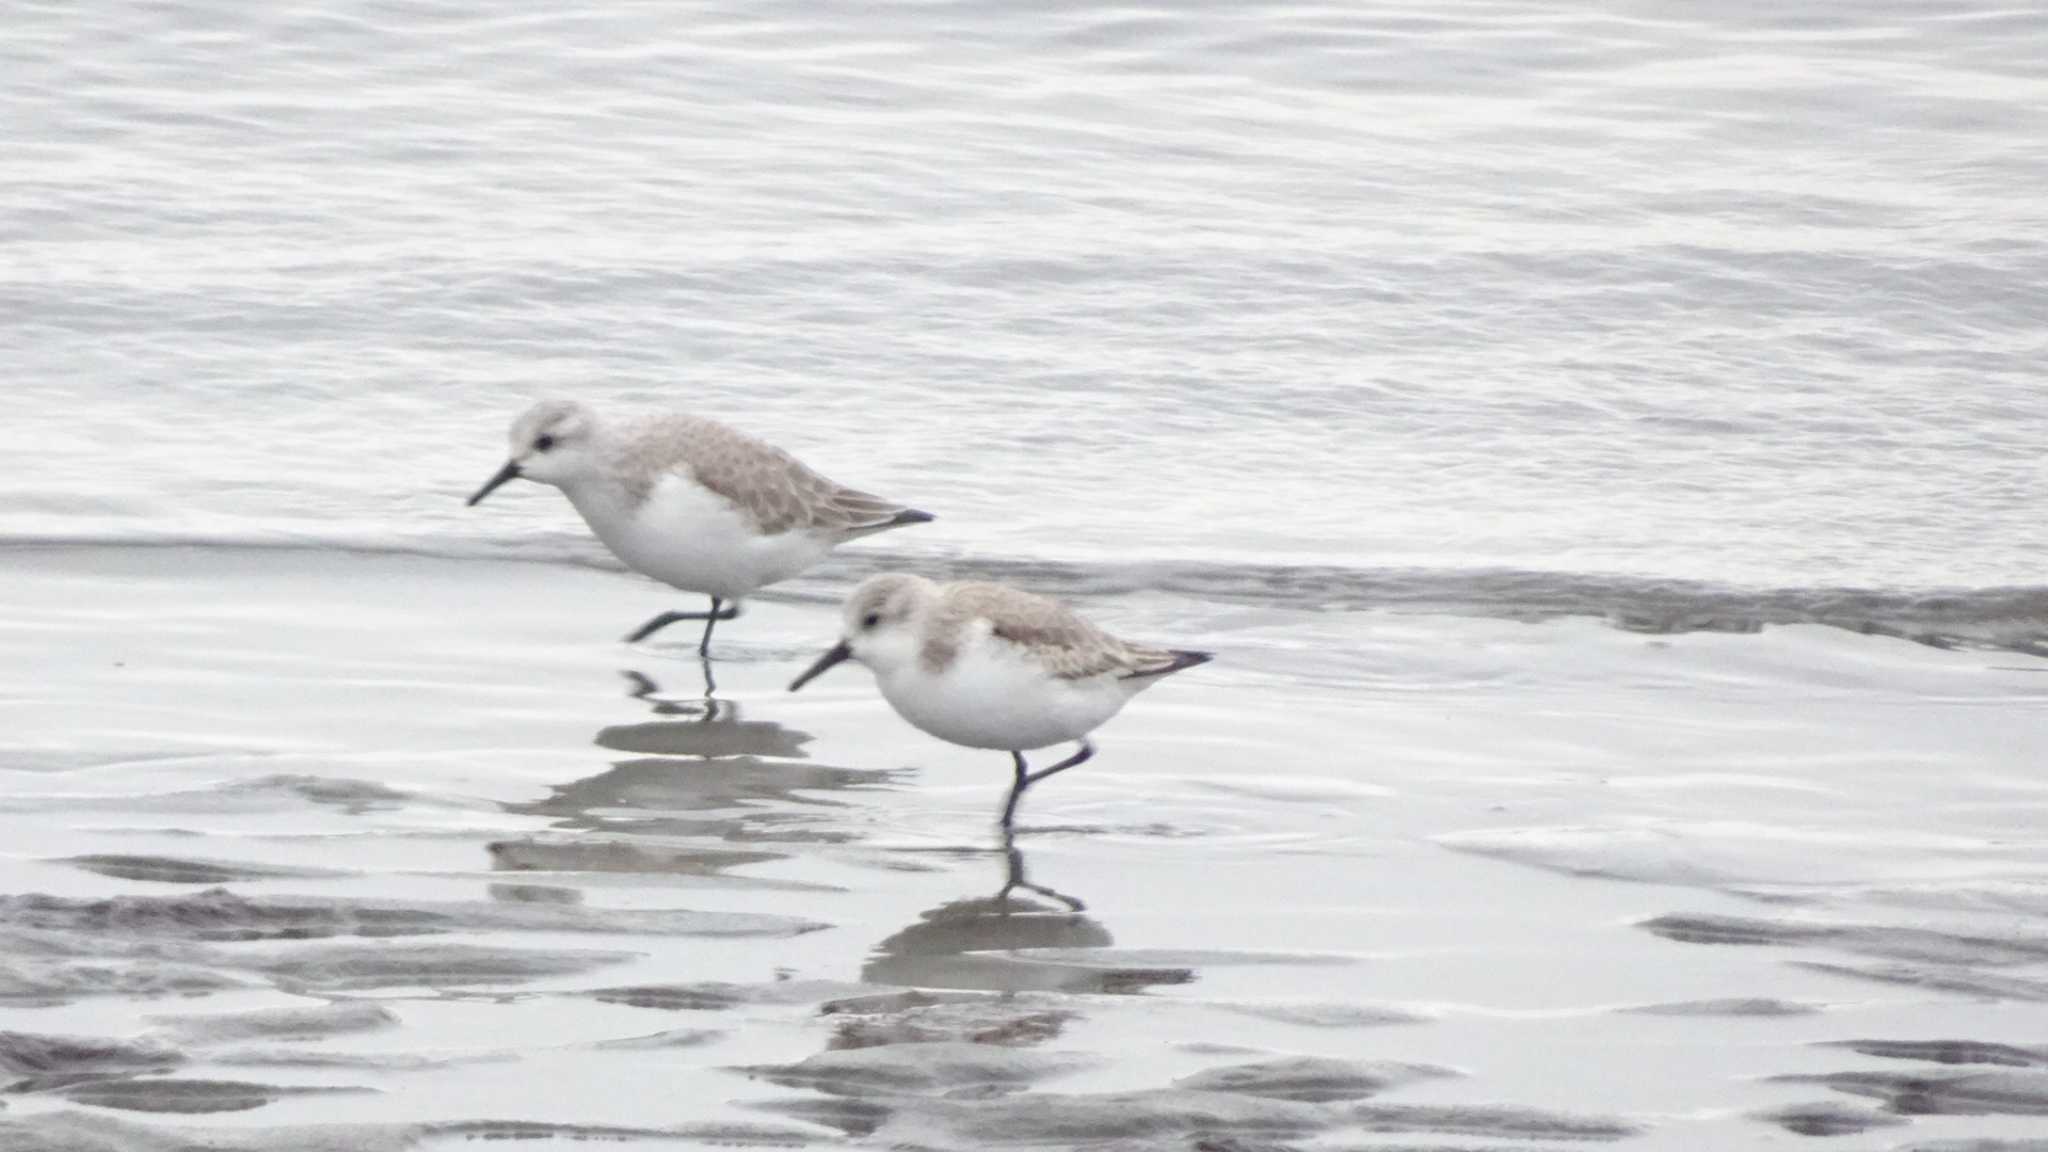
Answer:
534, 434, 555, 452
861, 612, 881, 629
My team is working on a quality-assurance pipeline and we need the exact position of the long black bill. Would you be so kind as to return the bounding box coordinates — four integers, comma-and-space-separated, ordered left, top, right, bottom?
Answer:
788, 641, 852, 692
466, 460, 522, 506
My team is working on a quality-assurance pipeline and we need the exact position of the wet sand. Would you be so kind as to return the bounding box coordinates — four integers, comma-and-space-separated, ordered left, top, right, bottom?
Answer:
3, 545, 2047, 1150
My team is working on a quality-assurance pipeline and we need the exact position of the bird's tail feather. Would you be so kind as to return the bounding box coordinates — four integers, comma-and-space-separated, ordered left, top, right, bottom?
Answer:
1123, 648, 1214, 679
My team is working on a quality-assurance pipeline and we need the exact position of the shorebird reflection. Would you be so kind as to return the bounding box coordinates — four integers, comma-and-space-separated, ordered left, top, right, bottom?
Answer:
996, 831, 1085, 911
623, 660, 722, 717
861, 838, 1193, 995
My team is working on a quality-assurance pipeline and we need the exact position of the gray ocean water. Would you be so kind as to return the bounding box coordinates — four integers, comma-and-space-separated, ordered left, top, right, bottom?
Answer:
6, 1, 2047, 609
10, 8, 2048, 1149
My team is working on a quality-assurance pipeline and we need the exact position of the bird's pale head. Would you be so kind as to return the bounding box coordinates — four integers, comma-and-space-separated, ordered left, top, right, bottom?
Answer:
841, 573, 936, 670
466, 399, 601, 506
504, 399, 600, 487
788, 573, 937, 691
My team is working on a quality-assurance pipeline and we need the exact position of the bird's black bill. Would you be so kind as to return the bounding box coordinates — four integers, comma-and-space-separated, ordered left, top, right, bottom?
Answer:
788, 641, 852, 692
465, 460, 522, 506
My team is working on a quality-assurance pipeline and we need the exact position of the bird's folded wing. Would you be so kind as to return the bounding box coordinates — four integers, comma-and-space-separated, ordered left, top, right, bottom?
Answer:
947, 584, 1134, 680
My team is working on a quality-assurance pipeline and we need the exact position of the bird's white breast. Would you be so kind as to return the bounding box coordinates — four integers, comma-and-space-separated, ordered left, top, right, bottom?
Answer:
877, 625, 1133, 753
563, 473, 832, 601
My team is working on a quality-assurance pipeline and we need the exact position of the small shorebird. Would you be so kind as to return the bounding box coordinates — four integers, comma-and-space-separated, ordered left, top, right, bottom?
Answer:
788, 573, 1211, 829
467, 400, 933, 655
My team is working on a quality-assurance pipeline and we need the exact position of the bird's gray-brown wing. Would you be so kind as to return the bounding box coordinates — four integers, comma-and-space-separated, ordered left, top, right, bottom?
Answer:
923, 583, 1147, 681
621, 415, 931, 537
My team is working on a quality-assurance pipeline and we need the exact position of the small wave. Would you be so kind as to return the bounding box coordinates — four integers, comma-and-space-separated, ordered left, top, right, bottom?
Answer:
8, 531, 2047, 655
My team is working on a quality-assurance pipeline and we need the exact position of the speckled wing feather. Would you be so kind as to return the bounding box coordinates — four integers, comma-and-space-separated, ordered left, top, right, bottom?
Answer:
928, 582, 1186, 681
617, 415, 927, 537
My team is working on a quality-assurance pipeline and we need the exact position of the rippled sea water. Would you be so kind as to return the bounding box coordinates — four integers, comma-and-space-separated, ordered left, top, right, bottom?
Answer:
6, 3, 2048, 1150
8, 0, 2047, 592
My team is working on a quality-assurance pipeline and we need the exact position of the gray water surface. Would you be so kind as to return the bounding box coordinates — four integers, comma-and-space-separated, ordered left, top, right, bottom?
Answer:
6, 0, 2046, 594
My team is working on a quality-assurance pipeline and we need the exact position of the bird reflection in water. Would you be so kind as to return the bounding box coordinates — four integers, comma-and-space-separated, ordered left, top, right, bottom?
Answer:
862, 834, 1193, 995
623, 660, 723, 720
489, 667, 897, 875
995, 831, 1085, 911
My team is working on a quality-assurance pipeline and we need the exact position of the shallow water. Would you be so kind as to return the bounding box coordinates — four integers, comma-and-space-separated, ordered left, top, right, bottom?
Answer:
2, 545, 2046, 1149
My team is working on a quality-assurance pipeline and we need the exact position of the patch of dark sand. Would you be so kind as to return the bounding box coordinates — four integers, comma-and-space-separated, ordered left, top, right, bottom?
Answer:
0, 887, 823, 942
588, 978, 874, 1012
751, 1096, 891, 1139
488, 836, 781, 875
148, 1001, 396, 1045
1753, 1100, 1908, 1136
60, 855, 349, 885
0, 954, 251, 1006
1795, 961, 2048, 1002
485, 882, 581, 904
17, 774, 478, 817
741, 1041, 1099, 1096
1175, 1058, 1458, 1103
0, 1110, 421, 1152
819, 988, 990, 1016
255, 942, 634, 991
210, 1048, 510, 1071
1776, 1069, 2048, 1116
1179, 1043, 1269, 1057
486, 835, 832, 890
58, 1077, 373, 1114
1639, 913, 2048, 967
592, 1028, 725, 1051
758, 1088, 1326, 1144
1215, 1002, 1429, 1028
1822, 1039, 2048, 1067
0, 1030, 184, 1091
823, 991, 1075, 1049
594, 719, 814, 761
1618, 997, 1820, 1018
1349, 1103, 1643, 1141
432, 1119, 819, 1146
0, 1111, 819, 1151
508, 756, 898, 833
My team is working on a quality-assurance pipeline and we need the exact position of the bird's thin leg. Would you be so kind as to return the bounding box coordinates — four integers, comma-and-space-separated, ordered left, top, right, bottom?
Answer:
998, 751, 1030, 830
623, 597, 741, 645
696, 597, 725, 657
1025, 740, 1094, 786
997, 741, 1094, 831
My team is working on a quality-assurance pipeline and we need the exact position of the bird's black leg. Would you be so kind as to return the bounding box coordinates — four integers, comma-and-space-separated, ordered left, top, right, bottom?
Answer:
623, 597, 741, 645
999, 751, 1030, 830
696, 597, 724, 657
1026, 740, 1094, 786
997, 741, 1095, 830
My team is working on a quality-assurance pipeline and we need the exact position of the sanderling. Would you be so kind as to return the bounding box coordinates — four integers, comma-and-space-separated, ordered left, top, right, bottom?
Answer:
788, 573, 1211, 829
467, 400, 933, 654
